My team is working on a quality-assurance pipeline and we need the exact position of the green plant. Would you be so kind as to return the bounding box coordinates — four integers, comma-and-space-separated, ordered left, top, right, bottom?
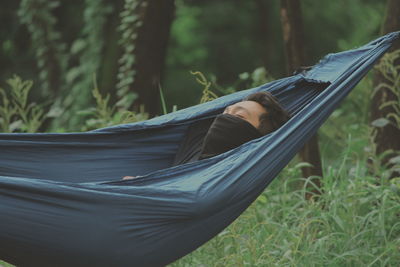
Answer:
171, 138, 400, 266
0, 260, 14, 267
190, 71, 218, 103
18, 0, 67, 97
372, 49, 400, 130
116, 0, 147, 109
61, 0, 113, 129
369, 49, 400, 178
79, 75, 148, 131
159, 85, 178, 115
0, 75, 48, 133
0, 84, 15, 132
238, 67, 274, 88
191, 67, 275, 106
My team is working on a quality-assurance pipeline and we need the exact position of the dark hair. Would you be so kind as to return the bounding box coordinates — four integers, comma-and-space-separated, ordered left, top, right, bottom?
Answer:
244, 92, 290, 135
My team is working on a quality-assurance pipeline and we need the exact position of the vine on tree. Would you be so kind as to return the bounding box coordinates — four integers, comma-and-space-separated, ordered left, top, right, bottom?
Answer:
61, 0, 113, 129
116, 0, 147, 109
18, 0, 67, 97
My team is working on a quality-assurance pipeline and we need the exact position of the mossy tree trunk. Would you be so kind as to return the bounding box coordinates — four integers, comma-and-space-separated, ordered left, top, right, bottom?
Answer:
255, 0, 271, 67
18, 0, 66, 99
132, 0, 175, 116
370, 0, 400, 177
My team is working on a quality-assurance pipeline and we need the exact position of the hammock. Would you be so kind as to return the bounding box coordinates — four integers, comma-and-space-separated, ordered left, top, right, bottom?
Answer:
0, 32, 398, 267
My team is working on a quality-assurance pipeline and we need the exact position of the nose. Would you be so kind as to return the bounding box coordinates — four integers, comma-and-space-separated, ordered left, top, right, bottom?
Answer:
223, 106, 232, 114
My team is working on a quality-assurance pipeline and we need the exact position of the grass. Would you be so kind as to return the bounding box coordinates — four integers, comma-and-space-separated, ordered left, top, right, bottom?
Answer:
170, 144, 400, 267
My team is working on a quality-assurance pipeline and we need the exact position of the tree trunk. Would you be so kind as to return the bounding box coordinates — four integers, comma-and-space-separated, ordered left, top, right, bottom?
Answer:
370, 0, 400, 177
132, 0, 175, 116
280, 0, 323, 199
19, 0, 66, 98
99, 0, 124, 100
255, 0, 271, 67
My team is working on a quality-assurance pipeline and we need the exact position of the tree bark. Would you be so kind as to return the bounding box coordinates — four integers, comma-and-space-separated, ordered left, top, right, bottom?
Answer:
280, 0, 323, 199
132, 0, 175, 116
370, 0, 400, 177
255, 0, 271, 67
99, 0, 124, 100
19, 0, 65, 98
280, 0, 305, 74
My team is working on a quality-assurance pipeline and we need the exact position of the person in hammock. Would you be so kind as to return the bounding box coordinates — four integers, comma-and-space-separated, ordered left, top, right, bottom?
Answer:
123, 91, 289, 180
197, 91, 290, 159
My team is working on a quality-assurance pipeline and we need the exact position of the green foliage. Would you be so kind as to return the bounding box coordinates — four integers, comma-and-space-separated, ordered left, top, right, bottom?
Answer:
17, 0, 119, 131
191, 67, 274, 105
159, 85, 168, 115
0, 75, 47, 133
116, 0, 146, 109
18, 0, 67, 97
318, 73, 375, 167
6, 0, 387, 128
78, 75, 148, 131
190, 71, 218, 104
164, 0, 281, 109
302, 0, 385, 62
60, 0, 113, 129
0, 260, 14, 267
159, 85, 177, 115
171, 141, 400, 266
368, 147, 400, 181
238, 67, 275, 88
372, 49, 400, 130
368, 49, 400, 178
0, 74, 148, 134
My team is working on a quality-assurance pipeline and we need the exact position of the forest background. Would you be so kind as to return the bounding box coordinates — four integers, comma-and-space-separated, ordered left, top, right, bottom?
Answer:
0, 0, 388, 131
1, 0, 400, 266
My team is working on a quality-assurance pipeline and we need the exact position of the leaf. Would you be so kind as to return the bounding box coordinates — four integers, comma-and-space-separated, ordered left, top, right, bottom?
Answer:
239, 72, 249, 80
70, 39, 86, 54
76, 108, 96, 116
66, 68, 82, 83
389, 155, 400, 165
46, 106, 64, 118
159, 85, 168, 115
256, 194, 267, 204
115, 92, 137, 109
9, 120, 23, 132
371, 118, 390, 128
294, 162, 314, 169
379, 100, 397, 110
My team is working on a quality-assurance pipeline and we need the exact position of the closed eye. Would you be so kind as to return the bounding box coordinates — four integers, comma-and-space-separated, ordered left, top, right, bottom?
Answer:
235, 114, 245, 119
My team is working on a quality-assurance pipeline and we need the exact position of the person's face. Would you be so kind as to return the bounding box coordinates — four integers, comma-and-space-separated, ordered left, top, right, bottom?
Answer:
223, 100, 266, 129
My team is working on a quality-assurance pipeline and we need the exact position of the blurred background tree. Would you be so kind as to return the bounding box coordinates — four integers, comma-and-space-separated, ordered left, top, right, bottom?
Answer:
0, 0, 390, 140
370, 0, 400, 178
280, 0, 323, 200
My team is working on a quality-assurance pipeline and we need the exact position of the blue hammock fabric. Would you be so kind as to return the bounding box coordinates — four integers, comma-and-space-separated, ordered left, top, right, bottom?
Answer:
0, 32, 399, 267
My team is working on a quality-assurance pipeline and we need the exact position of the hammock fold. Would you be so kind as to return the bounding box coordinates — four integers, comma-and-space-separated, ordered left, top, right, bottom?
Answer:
0, 32, 399, 267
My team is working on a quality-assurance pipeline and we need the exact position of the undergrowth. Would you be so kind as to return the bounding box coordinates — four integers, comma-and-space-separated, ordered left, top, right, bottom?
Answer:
0, 75, 48, 132
77, 75, 148, 131
170, 153, 400, 267
0, 75, 148, 133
